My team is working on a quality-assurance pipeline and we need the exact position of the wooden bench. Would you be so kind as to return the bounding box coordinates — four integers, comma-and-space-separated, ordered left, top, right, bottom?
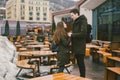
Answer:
9, 37, 14, 42
16, 59, 40, 77
106, 57, 120, 67
92, 51, 112, 63
85, 48, 90, 56
15, 44, 22, 51
19, 47, 27, 51
17, 36, 21, 42
104, 67, 120, 80
50, 61, 72, 74
112, 49, 120, 57
34, 36, 37, 41
29, 73, 91, 80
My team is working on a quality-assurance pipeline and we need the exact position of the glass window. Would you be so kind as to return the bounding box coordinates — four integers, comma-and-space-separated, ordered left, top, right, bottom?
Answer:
36, 7, 40, 11
21, 0, 24, 3
43, 18, 46, 21
43, 13, 46, 16
29, 12, 33, 16
29, 6, 33, 11
21, 17, 24, 20
29, 17, 33, 20
36, 13, 40, 16
43, 7, 47, 12
112, 0, 120, 41
36, 17, 40, 20
93, 0, 120, 41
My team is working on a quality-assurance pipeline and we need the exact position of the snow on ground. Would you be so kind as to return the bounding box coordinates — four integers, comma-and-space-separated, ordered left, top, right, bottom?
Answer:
0, 36, 18, 80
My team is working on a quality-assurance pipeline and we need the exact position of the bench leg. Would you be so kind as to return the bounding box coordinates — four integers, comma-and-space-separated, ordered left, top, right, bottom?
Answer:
36, 60, 40, 76
33, 68, 36, 77
103, 55, 111, 63
16, 68, 22, 77
92, 51, 99, 63
65, 67, 71, 74
50, 68, 53, 74
105, 69, 116, 80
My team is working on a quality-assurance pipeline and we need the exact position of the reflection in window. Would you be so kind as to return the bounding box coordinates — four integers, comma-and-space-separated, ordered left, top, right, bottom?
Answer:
94, 0, 120, 41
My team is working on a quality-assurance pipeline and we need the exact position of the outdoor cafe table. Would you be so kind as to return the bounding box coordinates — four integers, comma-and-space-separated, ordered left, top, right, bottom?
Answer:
112, 49, 120, 56
25, 41, 43, 45
15, 44, 22, 47
40, 47, 50, 51
25, 40, 34, 42
15, 44, 23, 51
86, 44, 101, 62
29, 73, 91, 80
26, 44, 49, 50
86, 44, 100, 49
18, 51, 56, 58
92, 40, 111, 47
14, 42, 21, 45
18, 51, 57, 61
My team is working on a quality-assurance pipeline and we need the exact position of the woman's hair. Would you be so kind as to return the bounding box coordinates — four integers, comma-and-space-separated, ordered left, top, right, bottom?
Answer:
53, 22, 68, 44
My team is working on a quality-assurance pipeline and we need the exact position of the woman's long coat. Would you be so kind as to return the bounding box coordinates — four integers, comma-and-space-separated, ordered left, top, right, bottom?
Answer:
57, 37, 70, 66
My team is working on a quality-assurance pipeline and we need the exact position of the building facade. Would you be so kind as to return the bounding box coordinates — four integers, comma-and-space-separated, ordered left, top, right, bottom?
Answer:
0, 0, 8, 20
6, 0, 50, 23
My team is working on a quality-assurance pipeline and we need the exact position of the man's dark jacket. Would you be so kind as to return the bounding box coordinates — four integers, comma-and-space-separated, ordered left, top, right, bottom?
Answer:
71, 15, 87, 54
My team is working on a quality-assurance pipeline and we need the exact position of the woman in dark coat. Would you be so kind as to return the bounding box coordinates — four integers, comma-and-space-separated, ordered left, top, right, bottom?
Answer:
53, 22, 70, 72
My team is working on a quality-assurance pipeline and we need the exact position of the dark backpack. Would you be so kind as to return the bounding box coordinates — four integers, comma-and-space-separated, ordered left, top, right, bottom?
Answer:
50, 41, 58, 52
86, 24, 92, 43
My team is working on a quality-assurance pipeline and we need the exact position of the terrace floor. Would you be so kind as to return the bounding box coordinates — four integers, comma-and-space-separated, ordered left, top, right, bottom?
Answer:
18, 56, 105, 80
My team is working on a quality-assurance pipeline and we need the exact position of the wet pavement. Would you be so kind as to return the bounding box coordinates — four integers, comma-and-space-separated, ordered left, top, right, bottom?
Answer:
71, 56, 104, 80
18, 56, 105, 80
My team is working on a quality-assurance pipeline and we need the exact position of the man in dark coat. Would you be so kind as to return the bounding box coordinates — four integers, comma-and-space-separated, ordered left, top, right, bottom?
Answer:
69, 9, 87, 77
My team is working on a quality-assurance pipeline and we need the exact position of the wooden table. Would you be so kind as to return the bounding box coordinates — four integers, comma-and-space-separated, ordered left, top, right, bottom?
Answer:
18, 51, 57, 62
40, 47, 50, 51
86, 44, 100, 62
18, 51, 57, 58
106, 57, 120, 67
92, 40, 111, 44
112, 49, 120, 56
29, 73, 91, 80
104, 67, 120, 80
86, 44, 100, 49
25, 41, 43, 45
18, 51, 57, 76
26, 44, 49, 50
112, 50, 120, 53
27, 44, 49, 48
14, 42, 21, 45
25, 40, 34, 42
96, 51, 112, 63
15, 44, 23, 51
98, 40, 111, 44
92, 40, 111, 47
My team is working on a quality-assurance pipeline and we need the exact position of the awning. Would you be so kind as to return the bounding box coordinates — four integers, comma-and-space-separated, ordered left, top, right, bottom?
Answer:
81, 0, 106, 9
